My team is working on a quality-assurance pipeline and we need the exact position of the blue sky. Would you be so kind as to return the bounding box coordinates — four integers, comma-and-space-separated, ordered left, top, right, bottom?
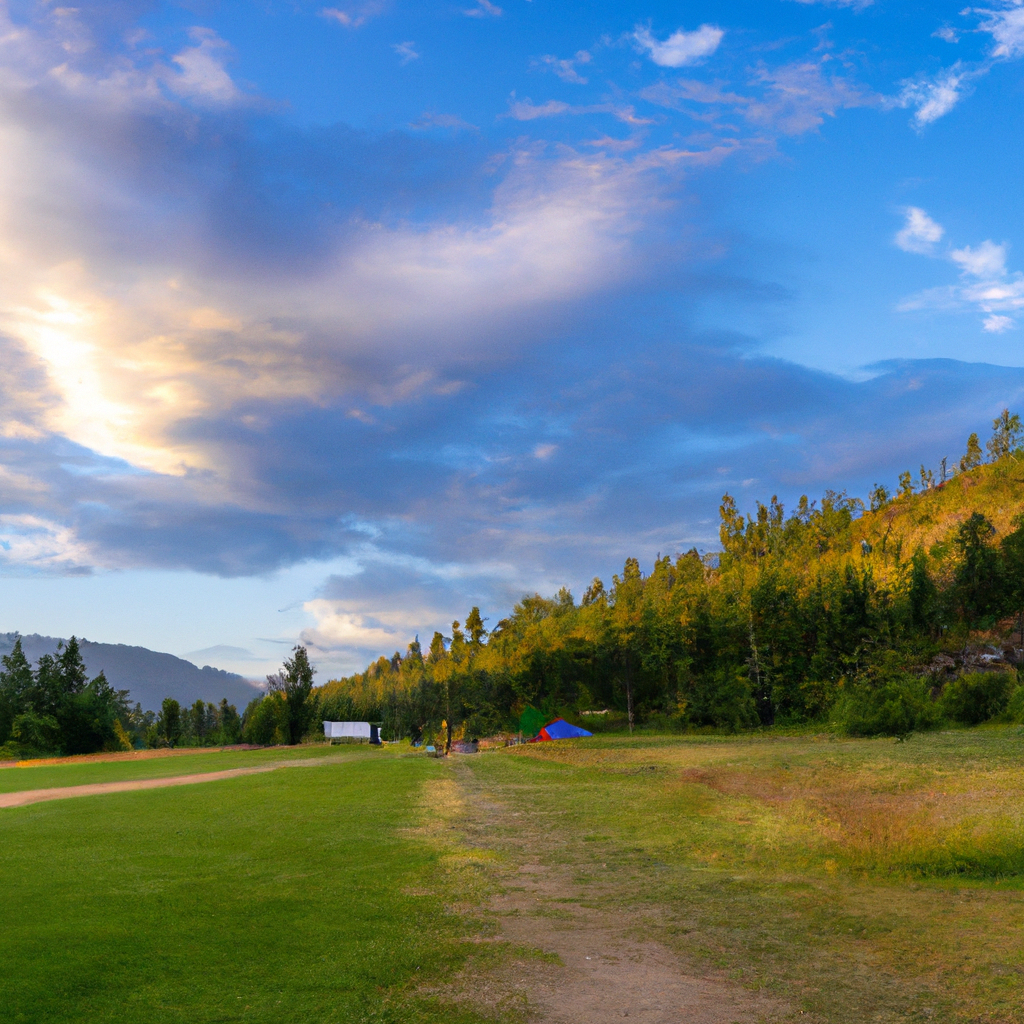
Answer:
1, 0, 1023, 681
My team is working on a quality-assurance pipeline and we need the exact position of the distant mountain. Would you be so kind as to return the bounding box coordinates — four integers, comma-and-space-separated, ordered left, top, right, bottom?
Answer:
0, 633, 263, 713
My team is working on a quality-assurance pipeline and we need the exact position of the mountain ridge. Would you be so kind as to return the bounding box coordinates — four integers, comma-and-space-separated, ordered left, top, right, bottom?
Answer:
0, 633, 262, 713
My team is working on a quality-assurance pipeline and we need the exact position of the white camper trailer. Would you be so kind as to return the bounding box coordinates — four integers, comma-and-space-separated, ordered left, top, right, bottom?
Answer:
323, 721, 381, 744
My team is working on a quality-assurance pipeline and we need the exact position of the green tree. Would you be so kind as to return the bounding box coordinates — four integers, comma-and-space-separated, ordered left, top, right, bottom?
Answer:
961, 432, 983, 472
465, 607, 488, 645
158, 697, 182, 747
869, 483, 890, 512
987, 408, 1022, 461
218, 698, 242, 744
270, 645, 317, 745
953, 512, 1000, 622
0, 638, 34, 745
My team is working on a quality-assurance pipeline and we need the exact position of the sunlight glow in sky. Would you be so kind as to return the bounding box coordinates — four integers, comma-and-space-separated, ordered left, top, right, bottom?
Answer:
1, 0, 1023, 678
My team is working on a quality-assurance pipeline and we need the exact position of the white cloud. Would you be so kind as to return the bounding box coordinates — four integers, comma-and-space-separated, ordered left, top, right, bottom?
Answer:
898, 223, 1024, 332
951, 240, 1007, 277
745, 60, 873, 135
895, 207, 944, 254
393, 40, 419, 64
983, 314, 1015, 332
507, 98, 571, 120
410, 111, 477, 131
539, 51, 592, 84
976, 2, 1024, 59
633, 24, 724, 68
463, 0, 503, 17
933, 26, 960, 42
166, 28, 241, 106
320, 3, 388, 29
504, 99, 655, 125
0, 515, 95, 574
895, 64, 972, 128
644, 59, 872, 137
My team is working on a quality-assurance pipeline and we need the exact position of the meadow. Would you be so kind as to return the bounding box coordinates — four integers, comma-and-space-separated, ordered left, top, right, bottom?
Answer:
3, 731, 1024, 1023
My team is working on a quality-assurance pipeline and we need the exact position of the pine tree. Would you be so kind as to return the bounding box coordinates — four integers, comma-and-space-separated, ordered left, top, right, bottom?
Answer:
987, 408, 1022, 461
961, 432, 983, 472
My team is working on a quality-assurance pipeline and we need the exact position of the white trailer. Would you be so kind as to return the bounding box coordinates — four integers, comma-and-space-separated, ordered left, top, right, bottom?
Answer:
323, 721, 381, 744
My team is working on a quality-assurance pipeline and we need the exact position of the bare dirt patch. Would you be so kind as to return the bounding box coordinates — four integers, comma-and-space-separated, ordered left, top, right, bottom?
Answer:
489, 862, 788, 1024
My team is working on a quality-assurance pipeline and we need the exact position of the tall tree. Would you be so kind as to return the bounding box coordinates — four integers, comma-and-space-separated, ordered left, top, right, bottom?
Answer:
987, 408, 1022, 461
961, 432, 983, 472
271, 645, 317, 745
953, 512, 1000, 622
0, 638, 33, 744
158, 698, 182, 747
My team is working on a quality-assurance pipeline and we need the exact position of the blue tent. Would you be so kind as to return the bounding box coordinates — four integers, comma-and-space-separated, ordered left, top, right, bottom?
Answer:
533, 717, 593, 741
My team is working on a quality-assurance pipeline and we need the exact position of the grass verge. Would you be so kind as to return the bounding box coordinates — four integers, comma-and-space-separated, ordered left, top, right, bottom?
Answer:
0, 754, 510, 1024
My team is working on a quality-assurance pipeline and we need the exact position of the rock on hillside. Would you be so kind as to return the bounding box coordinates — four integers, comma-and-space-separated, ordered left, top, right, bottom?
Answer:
0, 633, 263, 713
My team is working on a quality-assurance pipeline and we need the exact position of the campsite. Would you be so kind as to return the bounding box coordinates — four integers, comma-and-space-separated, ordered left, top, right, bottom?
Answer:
4, 726, 1024, 1023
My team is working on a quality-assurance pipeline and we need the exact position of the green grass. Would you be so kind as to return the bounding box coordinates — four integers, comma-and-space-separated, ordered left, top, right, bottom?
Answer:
0, 743, 369, 794
6, 731, 1024, 1023
0, 754, 502, 1024
458, 729, 1024, 1022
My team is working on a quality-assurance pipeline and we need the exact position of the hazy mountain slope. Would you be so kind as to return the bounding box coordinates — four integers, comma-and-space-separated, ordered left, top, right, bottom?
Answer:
0, 634, 262, 713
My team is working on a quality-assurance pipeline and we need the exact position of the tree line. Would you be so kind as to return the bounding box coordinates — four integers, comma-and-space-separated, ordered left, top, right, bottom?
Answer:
308, 410, 1024, 742
6, 411, 1024, 757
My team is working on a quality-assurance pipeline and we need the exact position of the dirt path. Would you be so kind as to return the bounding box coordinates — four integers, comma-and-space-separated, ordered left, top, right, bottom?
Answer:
0, 756, 352, 809
0, 744, 267, 770
448, 761, 791, 1024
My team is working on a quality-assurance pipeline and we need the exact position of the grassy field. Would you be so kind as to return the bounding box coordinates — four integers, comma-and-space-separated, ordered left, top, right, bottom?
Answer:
455, 728, 1024, 1023
0, 749, 501, 1024
4, 731, 1024, 1023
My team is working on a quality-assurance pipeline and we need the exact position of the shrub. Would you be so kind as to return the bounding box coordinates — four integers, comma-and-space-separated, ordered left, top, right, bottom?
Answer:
243, 693, 288, 745
831, 674, 937, 739
1005, 685, 1024, 724
939, 672, 1013, 725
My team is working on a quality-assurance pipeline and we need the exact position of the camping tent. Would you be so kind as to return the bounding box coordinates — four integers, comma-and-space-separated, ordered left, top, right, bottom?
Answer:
531, 717, 593, 742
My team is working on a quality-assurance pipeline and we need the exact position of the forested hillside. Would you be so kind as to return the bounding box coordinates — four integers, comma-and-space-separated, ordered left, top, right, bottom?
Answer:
312, 411, 1024, 745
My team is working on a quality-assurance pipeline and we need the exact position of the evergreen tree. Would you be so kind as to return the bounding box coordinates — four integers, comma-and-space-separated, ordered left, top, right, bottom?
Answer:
961, 432, 983, 472
272, 645, 316, 745
953, 513, 1000, 622
158, 698, 182, 747
987, 408, 1022, 461
0, 638, 33, 745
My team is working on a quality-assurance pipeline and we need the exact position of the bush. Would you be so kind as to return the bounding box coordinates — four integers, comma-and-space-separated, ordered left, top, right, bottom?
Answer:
939, 672, 1013, 725
831, 674, 937, 739
243, 693, 288, 745
1005, 685, 1024, 724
